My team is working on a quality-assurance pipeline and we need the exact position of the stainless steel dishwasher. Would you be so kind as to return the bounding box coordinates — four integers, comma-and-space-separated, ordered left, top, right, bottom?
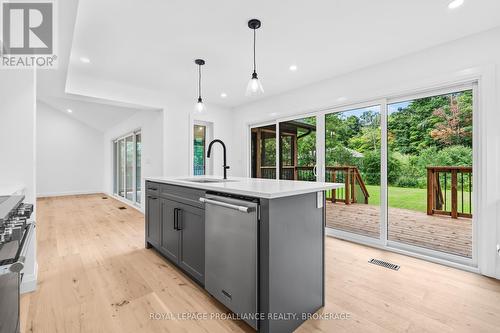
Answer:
200, 194, 258, 330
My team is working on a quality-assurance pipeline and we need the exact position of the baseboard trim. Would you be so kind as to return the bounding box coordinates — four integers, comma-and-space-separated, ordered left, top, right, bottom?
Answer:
37, 190, 102, 198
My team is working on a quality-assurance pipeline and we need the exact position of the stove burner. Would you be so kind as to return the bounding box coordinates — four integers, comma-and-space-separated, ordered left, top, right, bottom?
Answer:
0, 196, 33, 266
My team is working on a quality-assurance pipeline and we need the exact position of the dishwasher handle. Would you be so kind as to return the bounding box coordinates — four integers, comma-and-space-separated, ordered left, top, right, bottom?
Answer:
199, 197, 254, 213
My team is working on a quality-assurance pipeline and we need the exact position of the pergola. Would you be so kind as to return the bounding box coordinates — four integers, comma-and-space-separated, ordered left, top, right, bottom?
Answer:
251, 121, 316, 180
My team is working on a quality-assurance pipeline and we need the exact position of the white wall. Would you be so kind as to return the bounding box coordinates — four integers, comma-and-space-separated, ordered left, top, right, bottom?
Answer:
36, 102, 104, 196
66, 77, 236, 178
0, 69, 37, 292
232, 27, 500, 279
103, 110, 163, 210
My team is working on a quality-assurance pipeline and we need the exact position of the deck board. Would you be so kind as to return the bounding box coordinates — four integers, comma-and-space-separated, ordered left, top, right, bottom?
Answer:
326, 202, 472, 258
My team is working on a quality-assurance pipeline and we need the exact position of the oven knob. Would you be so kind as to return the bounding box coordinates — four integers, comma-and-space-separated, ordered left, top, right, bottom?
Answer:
9, 260, 24, 273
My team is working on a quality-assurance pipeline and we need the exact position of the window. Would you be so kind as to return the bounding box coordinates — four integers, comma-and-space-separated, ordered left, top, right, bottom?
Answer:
193, 125, 206, 175
279, 116, 316, 181
136, 133, 142, 204
387, 89, 473, 258
251, 124, 277, 179
324, 105, 381, 238
248, 82, 476, 265
113, 130, 142, 205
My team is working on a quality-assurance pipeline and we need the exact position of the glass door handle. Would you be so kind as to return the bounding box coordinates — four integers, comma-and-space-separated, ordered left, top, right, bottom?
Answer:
313, 165, 317, 177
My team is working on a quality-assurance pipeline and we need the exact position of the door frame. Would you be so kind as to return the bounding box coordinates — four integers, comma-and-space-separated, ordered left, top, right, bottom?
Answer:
112, 129, 142, 207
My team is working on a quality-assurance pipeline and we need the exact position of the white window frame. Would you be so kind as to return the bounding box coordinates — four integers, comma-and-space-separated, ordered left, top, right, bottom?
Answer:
189, 120, 214, 176
113, 129, 142, 207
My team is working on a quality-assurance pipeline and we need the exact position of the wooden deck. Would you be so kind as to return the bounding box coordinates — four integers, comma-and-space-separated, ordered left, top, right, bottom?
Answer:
326, 202, 472, 258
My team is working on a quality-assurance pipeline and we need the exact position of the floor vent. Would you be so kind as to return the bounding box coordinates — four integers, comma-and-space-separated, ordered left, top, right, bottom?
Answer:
102, 197, 108, 199
118, 206, 127, 210
368, 258, 400, 271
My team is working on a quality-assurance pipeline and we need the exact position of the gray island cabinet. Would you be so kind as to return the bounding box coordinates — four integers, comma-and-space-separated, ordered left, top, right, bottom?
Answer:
145, 176, 343, 333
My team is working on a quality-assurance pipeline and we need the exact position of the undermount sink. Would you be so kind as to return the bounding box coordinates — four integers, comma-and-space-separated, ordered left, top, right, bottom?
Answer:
180, 178, 238, 183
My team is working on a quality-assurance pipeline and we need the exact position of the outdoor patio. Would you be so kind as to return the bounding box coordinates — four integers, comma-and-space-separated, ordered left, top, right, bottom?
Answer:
326, 202, 472, 258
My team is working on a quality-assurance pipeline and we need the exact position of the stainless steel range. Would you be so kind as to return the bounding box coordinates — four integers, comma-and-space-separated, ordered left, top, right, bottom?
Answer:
0, 195, 34, 333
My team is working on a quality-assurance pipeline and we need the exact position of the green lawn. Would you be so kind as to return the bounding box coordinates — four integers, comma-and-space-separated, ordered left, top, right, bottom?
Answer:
333, 184, 472, 214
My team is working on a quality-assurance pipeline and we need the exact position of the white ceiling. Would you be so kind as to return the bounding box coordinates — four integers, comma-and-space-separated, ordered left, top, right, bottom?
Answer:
36, 0, 158, 132
66, 0, 500, 108
39, 96, 144, 132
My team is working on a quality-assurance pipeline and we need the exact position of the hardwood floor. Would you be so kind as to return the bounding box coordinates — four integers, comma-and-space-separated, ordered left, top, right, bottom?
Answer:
21, 194, 500, 332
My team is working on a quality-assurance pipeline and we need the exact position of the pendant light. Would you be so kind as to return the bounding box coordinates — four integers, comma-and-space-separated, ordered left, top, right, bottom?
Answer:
195, 59, 206, 113
246, 19, 264, 96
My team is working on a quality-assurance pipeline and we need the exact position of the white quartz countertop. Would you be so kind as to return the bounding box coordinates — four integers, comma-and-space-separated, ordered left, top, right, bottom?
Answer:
145, 176, 344, 199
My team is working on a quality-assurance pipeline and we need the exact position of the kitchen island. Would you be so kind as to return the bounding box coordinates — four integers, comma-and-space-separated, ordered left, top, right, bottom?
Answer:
144, 176, 343, 333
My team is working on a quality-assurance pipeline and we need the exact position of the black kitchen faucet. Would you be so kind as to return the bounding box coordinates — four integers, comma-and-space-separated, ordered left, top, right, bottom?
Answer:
207, 139, 230, 179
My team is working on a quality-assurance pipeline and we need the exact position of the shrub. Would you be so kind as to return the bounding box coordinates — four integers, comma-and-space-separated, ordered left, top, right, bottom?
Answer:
326, 146, 360, 167
360, 150, 401, 185
390, 145, 472, 188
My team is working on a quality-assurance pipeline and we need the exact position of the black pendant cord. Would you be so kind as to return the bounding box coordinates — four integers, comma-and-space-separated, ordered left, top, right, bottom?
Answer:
253, 28, 256, 74
198, 64, 202, 100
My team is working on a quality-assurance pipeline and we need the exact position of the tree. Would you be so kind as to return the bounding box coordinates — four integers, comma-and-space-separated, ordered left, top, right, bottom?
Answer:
388, 95, 447, 154
430, 93, 472, 147
349, 127, 380, 153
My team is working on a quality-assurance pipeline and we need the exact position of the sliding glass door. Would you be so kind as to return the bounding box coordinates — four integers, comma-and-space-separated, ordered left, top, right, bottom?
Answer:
324, 105, 381, 238
279, 116, 316, 181
251, 124, 277, 179
136, 132, 142, 204
251, 117, 317, 181
248, 83, 475, 265
114, 130, 142, 205
387, 89, 473, 258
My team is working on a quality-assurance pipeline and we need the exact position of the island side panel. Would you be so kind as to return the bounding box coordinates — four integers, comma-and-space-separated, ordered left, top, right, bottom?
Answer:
259, 192, 325, 333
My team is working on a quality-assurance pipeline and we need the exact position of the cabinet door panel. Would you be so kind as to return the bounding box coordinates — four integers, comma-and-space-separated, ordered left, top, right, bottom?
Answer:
178, 203, 205, 284
160, 199, 180, 262
146, 196, 161, 246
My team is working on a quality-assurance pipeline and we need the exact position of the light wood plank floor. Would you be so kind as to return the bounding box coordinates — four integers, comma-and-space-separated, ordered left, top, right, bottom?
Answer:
21, 194, 500, 332
327, 202, 472, 258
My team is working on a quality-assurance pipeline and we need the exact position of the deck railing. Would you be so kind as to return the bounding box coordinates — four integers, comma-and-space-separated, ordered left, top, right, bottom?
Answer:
325, 166, 369, 204
427, 166, 472, 219
260, 166, 277, 179
258, 165, 369, 205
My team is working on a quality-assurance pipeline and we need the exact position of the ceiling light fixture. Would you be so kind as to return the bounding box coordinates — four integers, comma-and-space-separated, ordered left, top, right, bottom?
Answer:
67, 109, 73, 113
246, 19, 264, 96
80, 57, 90, 64
194, 59, 206, 113
220, 92, 227, 98
289, 65, 298, 71
448, 0, 464, 9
